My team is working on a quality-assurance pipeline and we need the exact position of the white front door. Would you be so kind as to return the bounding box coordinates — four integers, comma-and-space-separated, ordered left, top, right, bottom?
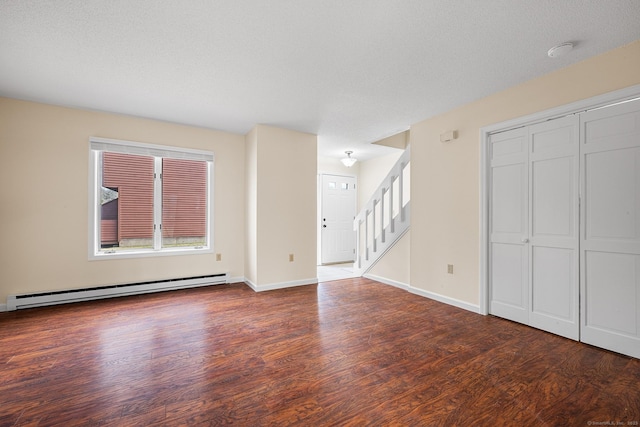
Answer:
321, 174, 356, 264
580, 98, 640, 359
489, 116, 580, 340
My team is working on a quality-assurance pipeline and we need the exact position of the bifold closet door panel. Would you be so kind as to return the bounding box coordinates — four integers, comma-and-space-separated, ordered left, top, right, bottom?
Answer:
489, 127, 529, 325
489, 117, 579, 340
581, 98, 640, 359
528, 116, 579, 340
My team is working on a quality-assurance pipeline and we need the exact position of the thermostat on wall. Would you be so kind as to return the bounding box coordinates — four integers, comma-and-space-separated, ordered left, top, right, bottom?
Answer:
440, 130, 457, 143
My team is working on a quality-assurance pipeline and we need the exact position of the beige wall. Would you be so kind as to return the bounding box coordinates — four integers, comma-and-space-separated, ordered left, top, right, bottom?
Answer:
249, 125, 317, 287
367, 231, 410, 286
0, 99, 318, 305
410, 40, 640, 307
0, 98, 246, 303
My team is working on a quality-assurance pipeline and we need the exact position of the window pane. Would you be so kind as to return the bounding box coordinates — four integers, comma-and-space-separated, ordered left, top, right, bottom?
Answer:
100, 152, 154, 251
162, 158, 207, 248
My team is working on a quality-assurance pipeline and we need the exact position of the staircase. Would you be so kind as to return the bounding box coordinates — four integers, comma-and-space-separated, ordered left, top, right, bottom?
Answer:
354, 146, 410, 276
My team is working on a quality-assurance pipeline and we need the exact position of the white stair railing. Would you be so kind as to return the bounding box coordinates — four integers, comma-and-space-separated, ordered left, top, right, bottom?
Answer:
354, 146, 410, 276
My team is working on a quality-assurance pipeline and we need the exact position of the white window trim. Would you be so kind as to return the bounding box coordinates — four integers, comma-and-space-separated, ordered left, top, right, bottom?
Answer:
88, 137, 214, 260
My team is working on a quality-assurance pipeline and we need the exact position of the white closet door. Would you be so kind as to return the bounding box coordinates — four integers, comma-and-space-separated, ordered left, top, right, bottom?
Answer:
489, 127, 529, 324
528, 116, 579, 340
490, 117, 579, 340
580, 98, 640, 359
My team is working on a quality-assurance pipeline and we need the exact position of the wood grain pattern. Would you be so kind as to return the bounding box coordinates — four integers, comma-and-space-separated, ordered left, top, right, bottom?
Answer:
1, 278, 638, 426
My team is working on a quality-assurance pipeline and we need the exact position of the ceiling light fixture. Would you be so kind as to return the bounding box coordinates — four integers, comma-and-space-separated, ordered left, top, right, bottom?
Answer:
341, 151, 357, 167
547, 42, 573, 58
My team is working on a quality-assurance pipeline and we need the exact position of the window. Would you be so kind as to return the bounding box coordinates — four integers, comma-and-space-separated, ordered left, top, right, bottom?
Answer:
89, 137, 214, 259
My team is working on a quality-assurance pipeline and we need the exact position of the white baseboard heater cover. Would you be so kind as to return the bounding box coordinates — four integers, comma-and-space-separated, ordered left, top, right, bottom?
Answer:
7, 273, 228, 311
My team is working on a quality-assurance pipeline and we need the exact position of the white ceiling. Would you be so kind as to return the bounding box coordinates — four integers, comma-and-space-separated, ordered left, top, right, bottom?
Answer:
1, 1, 639, 160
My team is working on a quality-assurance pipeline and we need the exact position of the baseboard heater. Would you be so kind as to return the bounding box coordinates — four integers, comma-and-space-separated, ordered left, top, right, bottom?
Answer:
7, 273, 228, 311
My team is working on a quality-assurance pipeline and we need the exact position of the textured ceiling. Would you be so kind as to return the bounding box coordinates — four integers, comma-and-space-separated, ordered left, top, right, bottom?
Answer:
1, 1, 639, 160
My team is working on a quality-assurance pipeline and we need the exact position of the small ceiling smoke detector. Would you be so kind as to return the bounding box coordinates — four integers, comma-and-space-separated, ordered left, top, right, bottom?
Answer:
547, 42, 574, 58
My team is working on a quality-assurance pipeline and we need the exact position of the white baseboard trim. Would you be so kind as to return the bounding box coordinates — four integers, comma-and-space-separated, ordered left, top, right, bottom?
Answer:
362, 274, 480, 314
228, 276, 245, 284
408, 286, 481, 314
0, 303, 7, 312
363, 273, 409, 291
246, 277, 318, 292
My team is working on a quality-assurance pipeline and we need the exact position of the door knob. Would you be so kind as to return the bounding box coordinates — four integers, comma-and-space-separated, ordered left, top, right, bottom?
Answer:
323, 225, 327, 228
521, 238, 529, 243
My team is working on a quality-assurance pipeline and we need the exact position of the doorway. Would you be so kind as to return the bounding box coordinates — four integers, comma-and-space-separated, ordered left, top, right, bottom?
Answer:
320, 174, 357, 265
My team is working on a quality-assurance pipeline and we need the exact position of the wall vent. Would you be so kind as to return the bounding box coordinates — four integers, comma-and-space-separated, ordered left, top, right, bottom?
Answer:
7, 273, 228, 310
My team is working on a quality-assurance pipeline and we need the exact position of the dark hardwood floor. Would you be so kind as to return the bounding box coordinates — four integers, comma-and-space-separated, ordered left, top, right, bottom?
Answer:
0, 278, 638, 426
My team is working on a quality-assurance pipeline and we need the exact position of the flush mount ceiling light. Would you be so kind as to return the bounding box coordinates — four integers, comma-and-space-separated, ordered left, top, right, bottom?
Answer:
547, 42, 574, 58
341, 151, 357, 167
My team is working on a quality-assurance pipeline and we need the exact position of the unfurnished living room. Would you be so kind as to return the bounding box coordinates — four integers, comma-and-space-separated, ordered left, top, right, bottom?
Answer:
1, 1, 640, 425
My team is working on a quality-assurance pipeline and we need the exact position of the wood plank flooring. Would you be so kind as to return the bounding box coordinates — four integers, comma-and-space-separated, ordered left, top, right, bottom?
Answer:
0, 278, 638, 426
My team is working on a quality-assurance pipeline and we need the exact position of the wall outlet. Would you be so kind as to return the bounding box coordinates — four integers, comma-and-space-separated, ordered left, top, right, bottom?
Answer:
447, 264, 454, 274
216, 253, 222, 261
289, 254, 294, 262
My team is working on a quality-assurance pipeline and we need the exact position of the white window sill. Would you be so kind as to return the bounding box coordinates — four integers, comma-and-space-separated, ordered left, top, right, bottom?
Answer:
89, 246, 213, 261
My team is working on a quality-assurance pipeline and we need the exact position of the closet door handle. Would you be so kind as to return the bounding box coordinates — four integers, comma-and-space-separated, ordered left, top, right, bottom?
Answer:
521, 238, 529, 243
